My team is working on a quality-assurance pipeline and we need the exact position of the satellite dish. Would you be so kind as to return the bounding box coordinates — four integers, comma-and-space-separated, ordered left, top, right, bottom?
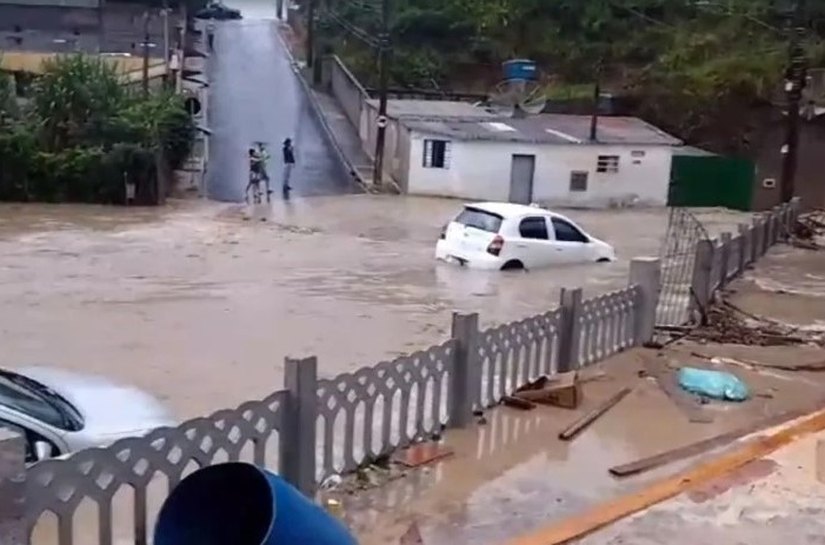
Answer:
487, 79, 547, 118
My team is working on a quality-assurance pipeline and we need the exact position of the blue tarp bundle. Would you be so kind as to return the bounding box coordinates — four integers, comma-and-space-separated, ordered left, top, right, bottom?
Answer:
678, 367, 750, 401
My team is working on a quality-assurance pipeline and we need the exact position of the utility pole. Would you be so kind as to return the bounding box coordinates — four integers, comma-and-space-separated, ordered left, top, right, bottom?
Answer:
589, 61, 602, 142
372, 0, 391, 188
306, 0, 316, 68
781, 0, 807, 203
162, 0, 170, 88
142, 11, 150, 97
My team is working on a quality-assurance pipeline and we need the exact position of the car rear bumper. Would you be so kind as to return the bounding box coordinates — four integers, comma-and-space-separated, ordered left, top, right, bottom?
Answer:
435, 240, 503, 270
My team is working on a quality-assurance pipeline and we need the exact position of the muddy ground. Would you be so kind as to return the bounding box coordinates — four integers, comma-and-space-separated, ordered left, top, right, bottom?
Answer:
0, 197, 747, 418
321, 243, 825, 545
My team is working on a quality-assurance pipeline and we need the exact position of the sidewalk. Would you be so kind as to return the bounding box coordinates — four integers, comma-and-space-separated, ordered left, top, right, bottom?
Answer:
329, 243, 825, 545
277, 22, 375, 189
310, 89, 374, 186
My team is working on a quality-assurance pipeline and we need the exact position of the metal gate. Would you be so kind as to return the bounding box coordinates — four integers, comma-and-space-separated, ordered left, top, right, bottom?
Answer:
656, 207, 710, 326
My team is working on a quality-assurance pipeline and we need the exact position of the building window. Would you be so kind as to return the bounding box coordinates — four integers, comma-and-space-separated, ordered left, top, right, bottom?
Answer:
423, 139, 451, 169
570, 171, 588, 192
597, 155, 620, 173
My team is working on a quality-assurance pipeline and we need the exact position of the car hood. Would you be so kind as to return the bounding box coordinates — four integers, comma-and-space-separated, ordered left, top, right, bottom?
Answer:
17, 366, 176, 436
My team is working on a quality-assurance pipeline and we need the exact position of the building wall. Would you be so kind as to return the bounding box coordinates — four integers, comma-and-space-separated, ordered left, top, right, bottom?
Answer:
406, 133, 674, 207
328, 55, 366, 132
751, 118, 825, 211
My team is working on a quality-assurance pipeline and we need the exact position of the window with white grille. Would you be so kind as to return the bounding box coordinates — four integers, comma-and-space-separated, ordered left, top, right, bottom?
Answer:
423, 139, 451, 169
596, 155, 620, 173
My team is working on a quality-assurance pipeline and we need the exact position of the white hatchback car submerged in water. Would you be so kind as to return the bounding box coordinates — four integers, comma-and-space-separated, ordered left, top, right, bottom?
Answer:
0, 366, 175, 463
435, 202, 616, 271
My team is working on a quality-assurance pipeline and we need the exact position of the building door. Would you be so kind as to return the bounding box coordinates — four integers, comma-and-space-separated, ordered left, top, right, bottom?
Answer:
509, 154, 535, 204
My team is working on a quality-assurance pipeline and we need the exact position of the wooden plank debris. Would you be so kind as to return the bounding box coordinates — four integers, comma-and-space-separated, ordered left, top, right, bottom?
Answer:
609, 406, 813, 477
502, 395, 536, 411
514, 371, 582, 409
558, 388, 632, 441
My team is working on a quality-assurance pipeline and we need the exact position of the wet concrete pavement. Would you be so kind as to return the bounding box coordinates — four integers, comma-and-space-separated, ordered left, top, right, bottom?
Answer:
579, 417, 825, 545
0, 197, 749, 419
205, 0, 355, 201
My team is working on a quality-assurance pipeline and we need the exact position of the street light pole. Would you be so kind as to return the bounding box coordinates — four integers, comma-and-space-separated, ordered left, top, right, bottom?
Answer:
372, 0, 391, 188
781, 0, 807, 204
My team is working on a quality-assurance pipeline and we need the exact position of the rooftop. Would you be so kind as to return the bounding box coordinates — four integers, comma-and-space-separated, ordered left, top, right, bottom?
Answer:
366, 99, 494, 120
403, 114, 683, 146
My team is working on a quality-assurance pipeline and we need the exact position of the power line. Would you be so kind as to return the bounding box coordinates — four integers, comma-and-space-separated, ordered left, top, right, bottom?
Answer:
324, 8, 380, 48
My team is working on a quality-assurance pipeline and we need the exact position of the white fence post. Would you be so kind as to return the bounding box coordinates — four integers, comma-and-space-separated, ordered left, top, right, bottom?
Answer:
557, 288, 583, 373
449, 312, 479, 427
719, 232, 732, 284
690, 239, 714, 317
0, 430, 26, 545
280, 356, 318, 497
628, 257, 661, 346
737, 224, 749, 273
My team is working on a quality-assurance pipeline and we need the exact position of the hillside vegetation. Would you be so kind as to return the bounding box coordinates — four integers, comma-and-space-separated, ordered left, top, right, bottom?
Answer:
321, 0, 825, 153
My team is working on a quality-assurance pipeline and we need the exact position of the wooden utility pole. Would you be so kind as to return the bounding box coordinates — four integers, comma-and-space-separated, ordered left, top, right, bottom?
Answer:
589, 61, 602, 142
372, 0, 391, 188
781, 0, 807, 203
306, 0, 316, 68
142, 11, 150, 96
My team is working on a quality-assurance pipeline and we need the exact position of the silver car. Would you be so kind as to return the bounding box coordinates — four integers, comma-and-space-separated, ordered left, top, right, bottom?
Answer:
0, 366, 175, 463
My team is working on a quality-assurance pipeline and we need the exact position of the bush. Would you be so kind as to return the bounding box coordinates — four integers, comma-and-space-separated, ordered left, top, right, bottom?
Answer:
0, 55, 194, 204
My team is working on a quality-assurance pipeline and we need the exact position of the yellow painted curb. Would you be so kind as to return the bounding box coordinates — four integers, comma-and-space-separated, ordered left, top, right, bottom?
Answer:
504, 407, 825, 545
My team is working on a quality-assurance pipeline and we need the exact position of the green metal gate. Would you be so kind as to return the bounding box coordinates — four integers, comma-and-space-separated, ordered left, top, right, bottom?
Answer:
668, 155, 755, 211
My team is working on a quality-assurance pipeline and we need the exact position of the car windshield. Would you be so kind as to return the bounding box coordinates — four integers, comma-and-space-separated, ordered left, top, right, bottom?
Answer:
0, 370, 83, 431
455, 207, 503, 233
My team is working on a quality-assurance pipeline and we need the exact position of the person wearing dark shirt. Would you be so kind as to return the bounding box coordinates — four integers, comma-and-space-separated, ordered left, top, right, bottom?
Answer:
282, 138, 295, 191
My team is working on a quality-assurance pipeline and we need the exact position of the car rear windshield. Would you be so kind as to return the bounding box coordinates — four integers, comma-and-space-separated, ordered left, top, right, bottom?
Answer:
455, 207, 503, 233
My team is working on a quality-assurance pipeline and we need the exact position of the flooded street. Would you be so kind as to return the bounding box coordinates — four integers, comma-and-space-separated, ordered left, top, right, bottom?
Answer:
0, 196, 747, 418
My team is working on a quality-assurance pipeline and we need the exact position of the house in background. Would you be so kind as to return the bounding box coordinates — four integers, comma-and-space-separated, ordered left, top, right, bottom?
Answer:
359, 98, 496, 188
393, 114, 683, 207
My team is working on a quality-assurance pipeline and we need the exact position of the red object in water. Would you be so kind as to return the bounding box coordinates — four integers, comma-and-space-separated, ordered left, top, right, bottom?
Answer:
392, 442, 454, 468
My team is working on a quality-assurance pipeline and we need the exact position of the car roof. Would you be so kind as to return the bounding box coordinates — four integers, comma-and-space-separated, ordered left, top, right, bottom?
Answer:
465, 202, 564, 220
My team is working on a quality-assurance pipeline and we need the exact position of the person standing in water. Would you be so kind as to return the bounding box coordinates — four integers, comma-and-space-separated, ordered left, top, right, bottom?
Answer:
282, 138, 295, 191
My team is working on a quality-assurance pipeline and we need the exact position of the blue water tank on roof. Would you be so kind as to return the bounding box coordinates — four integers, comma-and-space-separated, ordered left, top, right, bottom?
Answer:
503, 59, 537, 81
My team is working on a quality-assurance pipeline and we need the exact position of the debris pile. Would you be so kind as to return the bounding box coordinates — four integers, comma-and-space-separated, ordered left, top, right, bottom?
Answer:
791, 210, 825, 250
675, 301, 823, 347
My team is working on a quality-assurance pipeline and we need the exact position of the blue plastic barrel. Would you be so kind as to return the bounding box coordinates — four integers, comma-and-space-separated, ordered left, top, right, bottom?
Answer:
154, 462, 357, 545
502, 59, 537, 81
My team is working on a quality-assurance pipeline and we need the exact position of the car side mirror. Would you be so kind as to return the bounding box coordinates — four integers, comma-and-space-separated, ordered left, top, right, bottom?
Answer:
33, 441, 54, 461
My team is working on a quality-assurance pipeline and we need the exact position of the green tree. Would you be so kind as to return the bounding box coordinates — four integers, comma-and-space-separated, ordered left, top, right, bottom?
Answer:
31, 55, 127, 150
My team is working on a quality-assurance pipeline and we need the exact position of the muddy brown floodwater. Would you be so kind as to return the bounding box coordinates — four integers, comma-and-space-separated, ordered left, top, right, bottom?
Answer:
0, 196, 748, 419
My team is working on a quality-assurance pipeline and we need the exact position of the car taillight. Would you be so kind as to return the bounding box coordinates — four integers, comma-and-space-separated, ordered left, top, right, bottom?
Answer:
487, 235, 504, 256
439, 224, 447, 240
